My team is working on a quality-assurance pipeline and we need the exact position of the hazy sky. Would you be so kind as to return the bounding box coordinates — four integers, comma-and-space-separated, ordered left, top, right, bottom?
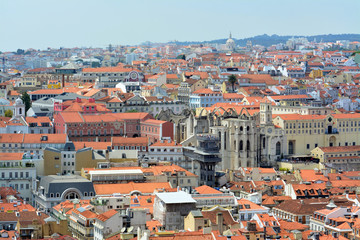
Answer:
1, 0, 359, 51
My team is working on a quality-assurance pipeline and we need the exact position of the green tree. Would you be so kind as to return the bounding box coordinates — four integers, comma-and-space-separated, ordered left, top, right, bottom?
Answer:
126, 109, 138, 113
351, 51, 360, 56
16, 49, 25, 55
4, 109, 13, 118
91, 62, 100, 68
21, 92, 31, 115
228, 74, 237, 93
176, 54, 186, 60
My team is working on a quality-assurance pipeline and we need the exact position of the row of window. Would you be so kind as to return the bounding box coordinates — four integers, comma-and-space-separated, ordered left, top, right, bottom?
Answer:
83, 73, 125, 77
149, 148, 181, 152
286, 121, 360, 129
329, 159, 359, 163
113, 146, 146, 151
69, 129, 122, 136
286, 122, 324, 129
49, 191, 94, 198
327, 151, 358, 158
142, 126, 158, 133
1, 172, 30, 179
7, 183, 30, 190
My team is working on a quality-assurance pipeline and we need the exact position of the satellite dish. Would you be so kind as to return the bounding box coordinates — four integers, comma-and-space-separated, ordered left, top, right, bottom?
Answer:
127, 226, 134, 233
120, 227, 126, 233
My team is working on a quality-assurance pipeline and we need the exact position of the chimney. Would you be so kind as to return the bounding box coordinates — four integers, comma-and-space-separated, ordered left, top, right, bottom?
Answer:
216, 212, 223, 235
292, 230, 302, 240
137, 227, 141, 240
313, 232, 320, 240
247, 222, 257, 232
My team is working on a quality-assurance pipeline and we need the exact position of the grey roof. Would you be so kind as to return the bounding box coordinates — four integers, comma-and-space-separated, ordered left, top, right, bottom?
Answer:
156, 191, 196, 204
60, 62, 79, 69
44, 216, 56, 223
44, 147, 61, 153
32, 97, 55, 105
39, 175, 94, 197
53, 92, 89, 101
29, 106, 53, 116
191, 210, 203, 218
64, 142, 75, 151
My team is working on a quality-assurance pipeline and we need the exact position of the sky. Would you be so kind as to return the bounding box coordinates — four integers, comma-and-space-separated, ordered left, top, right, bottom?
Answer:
0, 0, 359, 51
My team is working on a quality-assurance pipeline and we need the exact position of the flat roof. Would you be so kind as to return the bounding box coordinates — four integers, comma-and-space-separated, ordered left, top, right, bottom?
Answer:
156, 191, 196, 204
89, 169, 143, 175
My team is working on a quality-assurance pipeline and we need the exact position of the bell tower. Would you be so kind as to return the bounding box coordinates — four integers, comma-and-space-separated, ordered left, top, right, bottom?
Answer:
14, 98, 25, 118
260, 99, 272, 125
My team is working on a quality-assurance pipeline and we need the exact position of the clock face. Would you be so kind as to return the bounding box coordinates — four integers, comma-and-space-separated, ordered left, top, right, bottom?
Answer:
267, 128, 272, 134
130, 71, 138, 80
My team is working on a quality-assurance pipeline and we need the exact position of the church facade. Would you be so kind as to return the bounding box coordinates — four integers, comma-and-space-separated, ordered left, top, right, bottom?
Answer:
157, 101, 285, 171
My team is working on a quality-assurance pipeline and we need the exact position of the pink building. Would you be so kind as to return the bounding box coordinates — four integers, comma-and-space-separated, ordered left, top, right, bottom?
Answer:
140, 119, 174, 144
54, 112, 173, 143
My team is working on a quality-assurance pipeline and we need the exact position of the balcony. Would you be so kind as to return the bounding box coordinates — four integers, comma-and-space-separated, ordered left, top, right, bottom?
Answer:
325, 128, 339, 134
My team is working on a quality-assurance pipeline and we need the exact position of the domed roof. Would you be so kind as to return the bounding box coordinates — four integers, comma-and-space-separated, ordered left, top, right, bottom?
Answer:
226, 38, 235, 44
15, 98, 23, 105
226, 32, 235, 43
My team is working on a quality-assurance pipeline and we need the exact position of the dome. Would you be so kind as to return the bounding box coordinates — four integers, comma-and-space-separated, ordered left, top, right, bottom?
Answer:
226, 38, 235, 44
15, 98, 23, 105
226, 32, 236, 51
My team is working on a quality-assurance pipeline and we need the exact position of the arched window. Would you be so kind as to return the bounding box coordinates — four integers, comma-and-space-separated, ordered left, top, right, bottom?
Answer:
64, 192, 80, 200
19, 108, 22, 115
246, 140, 250, 151
276, 142, 281, 155
239, 140, 243, 151
122, 153, 127, 158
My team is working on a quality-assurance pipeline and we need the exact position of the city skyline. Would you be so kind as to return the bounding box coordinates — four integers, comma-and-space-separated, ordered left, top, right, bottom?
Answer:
1, 0, 359, 51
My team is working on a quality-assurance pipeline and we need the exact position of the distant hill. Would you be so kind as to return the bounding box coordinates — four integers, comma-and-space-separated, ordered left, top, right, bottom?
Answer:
169, 34, 360, 47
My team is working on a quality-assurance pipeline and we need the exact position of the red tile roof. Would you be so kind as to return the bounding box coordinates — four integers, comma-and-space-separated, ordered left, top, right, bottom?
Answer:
94, 182, 171, 195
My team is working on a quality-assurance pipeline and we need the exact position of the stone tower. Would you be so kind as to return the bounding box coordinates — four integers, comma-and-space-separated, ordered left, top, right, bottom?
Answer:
14, 97, 25, 118
260, 99, 272, 125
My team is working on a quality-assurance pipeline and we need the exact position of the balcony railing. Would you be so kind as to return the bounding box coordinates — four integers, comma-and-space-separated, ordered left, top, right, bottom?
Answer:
325, 129, 339, 134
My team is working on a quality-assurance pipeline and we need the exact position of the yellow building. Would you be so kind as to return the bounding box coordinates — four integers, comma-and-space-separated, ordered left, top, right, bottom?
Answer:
47, 79, 62, 89
273, 113, 360, 157
309, 69, 323, 79
184, 207, 239, 235
324, 72, 352, 84
19, 75, 40, 88
43, 143, 108, 176
310, 145, 360, 171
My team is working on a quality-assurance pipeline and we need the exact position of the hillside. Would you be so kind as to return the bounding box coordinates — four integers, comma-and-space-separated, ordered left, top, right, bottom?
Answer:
169, 34, 360, 47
